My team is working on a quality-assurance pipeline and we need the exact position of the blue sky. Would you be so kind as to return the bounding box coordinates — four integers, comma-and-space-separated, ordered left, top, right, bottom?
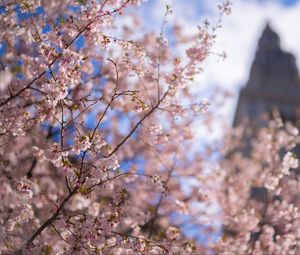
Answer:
269, 0, 298, 6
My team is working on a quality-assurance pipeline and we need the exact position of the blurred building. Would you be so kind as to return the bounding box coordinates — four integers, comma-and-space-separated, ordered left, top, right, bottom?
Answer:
231, 24, 300, 203
233, 23, 300, 128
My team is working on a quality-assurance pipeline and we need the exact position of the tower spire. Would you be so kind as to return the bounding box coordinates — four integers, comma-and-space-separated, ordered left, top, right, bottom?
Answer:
233, 23, 300, 128
246, 23, 299, 89
257, 23, 280, 51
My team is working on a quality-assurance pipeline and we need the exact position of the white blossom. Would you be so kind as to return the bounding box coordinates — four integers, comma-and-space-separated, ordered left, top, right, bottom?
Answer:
0, 69, 12, 91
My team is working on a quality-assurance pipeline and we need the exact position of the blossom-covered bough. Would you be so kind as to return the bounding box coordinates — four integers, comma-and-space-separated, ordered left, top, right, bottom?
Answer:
2, 0, 300, 254
0, 0, 234, 254
214, 117, 300, 254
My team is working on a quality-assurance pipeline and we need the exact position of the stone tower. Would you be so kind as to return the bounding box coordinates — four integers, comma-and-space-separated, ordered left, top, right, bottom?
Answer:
233, 24, 300, 128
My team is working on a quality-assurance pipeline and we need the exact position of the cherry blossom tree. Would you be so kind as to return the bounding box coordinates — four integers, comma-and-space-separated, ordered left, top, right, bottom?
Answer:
4, 1, 300, 255
0, 0, 233, 254
213, 116, 300, 255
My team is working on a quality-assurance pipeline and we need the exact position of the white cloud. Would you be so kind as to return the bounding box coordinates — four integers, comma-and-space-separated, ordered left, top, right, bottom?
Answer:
196, 0, 300, 120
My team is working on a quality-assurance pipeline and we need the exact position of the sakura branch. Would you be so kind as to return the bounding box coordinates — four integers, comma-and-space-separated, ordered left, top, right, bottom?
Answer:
0, 1, 238, 254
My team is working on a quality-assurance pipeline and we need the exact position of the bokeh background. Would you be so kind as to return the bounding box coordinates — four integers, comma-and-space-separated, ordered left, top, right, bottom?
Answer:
134, 0, 300, 242
137, 0, 300, 136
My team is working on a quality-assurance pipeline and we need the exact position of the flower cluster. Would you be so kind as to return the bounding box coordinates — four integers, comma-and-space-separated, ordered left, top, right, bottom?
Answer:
213, 120, 300, 254
0, 0, 236, 254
